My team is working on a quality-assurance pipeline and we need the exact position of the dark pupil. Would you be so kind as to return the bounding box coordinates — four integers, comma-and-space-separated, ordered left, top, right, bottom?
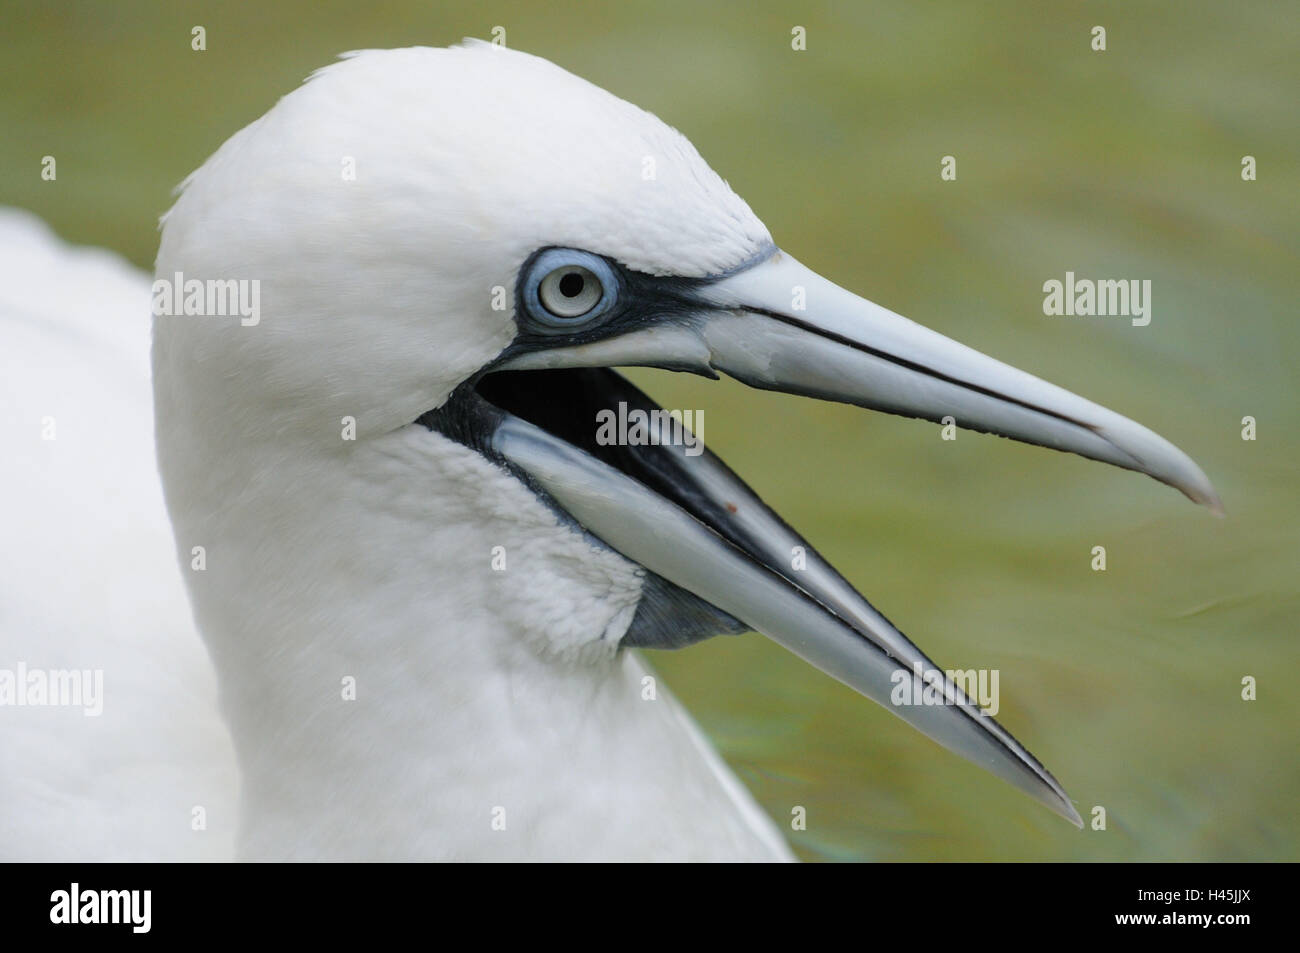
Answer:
558, 272, 585, 298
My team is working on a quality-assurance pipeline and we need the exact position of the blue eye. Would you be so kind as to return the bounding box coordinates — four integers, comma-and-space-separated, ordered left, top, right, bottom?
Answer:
522, 249, 618, 330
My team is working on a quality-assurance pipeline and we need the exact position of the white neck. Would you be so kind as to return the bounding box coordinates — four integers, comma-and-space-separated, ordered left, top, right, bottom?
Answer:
158, 421, 789, 860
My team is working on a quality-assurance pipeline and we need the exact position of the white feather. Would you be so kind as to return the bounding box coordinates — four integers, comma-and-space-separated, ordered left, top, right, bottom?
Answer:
3, 43, 795, 860
0, 208, 237, 860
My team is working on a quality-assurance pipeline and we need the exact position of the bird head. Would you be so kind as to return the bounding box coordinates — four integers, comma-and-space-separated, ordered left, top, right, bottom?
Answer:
152, 43, 1220, 828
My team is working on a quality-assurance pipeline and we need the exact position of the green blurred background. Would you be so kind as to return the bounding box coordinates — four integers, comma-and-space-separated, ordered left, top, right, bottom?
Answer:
4, 1, 1296, 860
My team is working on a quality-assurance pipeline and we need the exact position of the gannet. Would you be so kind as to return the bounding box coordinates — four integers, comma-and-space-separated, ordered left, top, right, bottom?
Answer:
2, 43, 1219, 861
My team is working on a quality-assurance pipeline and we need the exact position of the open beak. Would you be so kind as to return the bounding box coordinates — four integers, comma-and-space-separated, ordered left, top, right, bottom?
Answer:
471, 247, 1220, 827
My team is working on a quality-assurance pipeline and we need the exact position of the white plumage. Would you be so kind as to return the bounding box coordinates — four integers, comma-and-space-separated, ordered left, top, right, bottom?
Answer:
4, 44, 793, 861
0, 208, 236, 859
2, 42, 1217, 861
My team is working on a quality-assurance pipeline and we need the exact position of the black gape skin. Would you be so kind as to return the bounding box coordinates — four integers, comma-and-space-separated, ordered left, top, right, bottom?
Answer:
417, 246, 780, 649
418, 367, 748, 649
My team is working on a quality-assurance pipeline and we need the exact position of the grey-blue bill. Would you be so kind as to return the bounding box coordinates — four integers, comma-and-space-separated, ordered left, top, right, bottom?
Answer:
483, 246, 1221, 824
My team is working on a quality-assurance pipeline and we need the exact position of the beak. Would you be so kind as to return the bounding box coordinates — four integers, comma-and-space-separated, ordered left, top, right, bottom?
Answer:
481, 248, 1220, 827
506, 249, 1222, 512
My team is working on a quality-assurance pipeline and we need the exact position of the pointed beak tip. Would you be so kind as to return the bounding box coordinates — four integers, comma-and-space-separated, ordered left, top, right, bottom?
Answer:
1039, 784, 1083, 828
1180, 477, 1223, 517
1044, 791, 1083, 828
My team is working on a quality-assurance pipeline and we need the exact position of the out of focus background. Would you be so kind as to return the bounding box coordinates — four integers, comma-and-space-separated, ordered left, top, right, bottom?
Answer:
3, 1, 1296, 860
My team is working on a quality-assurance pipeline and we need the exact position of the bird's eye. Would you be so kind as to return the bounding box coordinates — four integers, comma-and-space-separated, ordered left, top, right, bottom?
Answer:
521, 248, 619, 330
539, 265, 602, 318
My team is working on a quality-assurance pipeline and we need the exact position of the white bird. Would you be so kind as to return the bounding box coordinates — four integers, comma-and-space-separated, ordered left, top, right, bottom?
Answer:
1, 42, 1220, 861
